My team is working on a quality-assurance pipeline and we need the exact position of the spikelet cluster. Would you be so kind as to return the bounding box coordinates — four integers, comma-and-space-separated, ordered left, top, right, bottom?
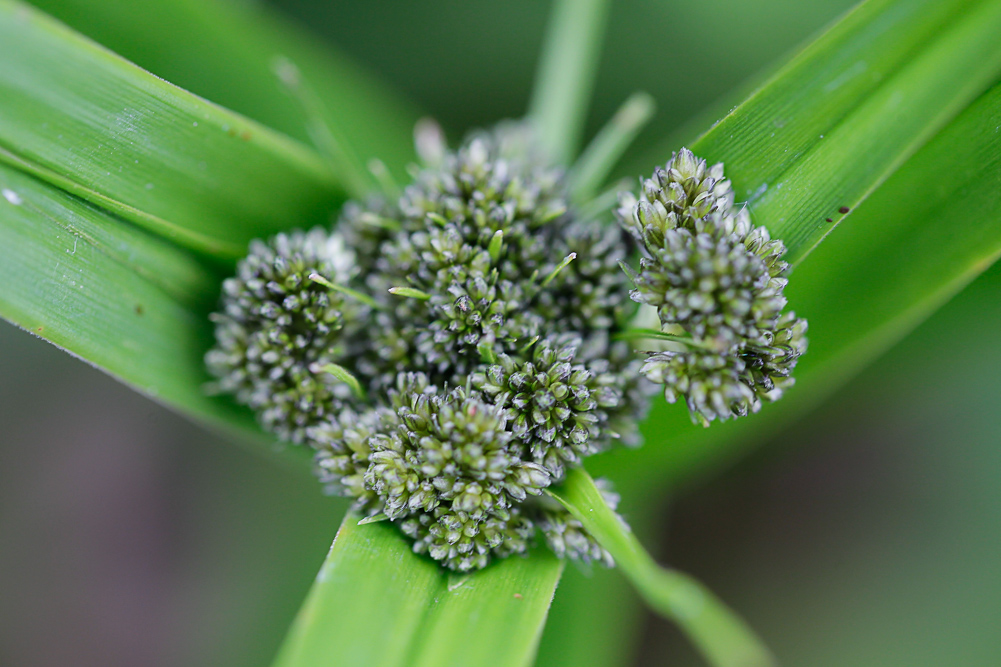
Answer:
616, 148, 808, 426
208, 123, 648, 571
208, 130, 808, 569
205, 229, 366, 444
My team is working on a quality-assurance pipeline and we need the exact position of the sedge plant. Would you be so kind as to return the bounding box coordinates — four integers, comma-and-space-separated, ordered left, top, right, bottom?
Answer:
2, 0, 1001, 665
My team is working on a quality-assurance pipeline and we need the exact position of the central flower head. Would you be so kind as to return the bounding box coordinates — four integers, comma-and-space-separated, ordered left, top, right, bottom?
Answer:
209, 122, 650, 571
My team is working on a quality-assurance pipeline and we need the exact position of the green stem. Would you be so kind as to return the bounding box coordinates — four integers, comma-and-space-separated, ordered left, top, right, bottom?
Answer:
528, 0, 612, 165
569, 92, 655, 202
548, 468, 775, 667
273, 56, 373, 198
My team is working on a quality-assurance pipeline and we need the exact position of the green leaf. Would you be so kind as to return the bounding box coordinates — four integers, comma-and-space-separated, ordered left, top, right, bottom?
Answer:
549, 469, 774, 667
535, 558, 643, 667
272, 514, 563, 667
529, 0, 611, 165
408, 549, 563, 667
631, 0, 1001, 265
0, 0, 342, 257
27, 0, 420, 181
272, 517, 442, 667
594, 77, 1001, 501
0, 161, 283, 456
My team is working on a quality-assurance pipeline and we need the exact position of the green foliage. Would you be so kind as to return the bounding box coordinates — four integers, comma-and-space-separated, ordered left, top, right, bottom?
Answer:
0, 159, 268, 448
550, 469, 774, 667
0, 0, 343, 257
664, 0, 1001, 264
273, 515, 562, 667
27, 0, 420, 181
529, 0, 610, 164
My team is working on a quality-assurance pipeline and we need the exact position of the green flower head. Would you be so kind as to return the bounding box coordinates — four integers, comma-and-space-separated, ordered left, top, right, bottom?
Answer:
206, 229, 365, 443
208, 130, 804, 569
615, 148, 808, 426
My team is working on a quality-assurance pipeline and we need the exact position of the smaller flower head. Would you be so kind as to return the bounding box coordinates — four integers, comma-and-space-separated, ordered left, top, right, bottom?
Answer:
205, 229, 362, 443
617, 148, 808, 426
364, 376, 552, 570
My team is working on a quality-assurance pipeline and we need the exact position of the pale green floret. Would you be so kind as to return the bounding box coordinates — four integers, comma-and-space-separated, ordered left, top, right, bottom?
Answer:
310, 404, 395, 512
641, 348, 759, 426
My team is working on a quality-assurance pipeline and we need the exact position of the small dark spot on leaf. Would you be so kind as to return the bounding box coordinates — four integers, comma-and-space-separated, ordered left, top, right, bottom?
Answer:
513, 593, 523, 600
240, 130, 252, 141
227, 128, 238, 138
825, 218, 833, 222
36, 326, 43, 333
838, 206, 850, 214
135, 304, 144, 315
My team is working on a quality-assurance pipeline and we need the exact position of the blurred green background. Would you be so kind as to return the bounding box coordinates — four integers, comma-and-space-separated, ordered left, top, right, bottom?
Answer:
2, 0, 1000, 665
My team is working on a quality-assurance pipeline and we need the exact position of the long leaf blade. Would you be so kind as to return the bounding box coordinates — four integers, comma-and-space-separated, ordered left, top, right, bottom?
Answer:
629, 0, 1001, 264
0, 162, 275, 452
0, 0, 341, 257
272, 514, 563, 667
27, 0, 420, 181
745, 0, 1001, 262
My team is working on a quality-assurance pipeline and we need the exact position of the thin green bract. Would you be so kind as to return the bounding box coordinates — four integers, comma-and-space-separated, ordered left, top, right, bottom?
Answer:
550, 469, 773, 667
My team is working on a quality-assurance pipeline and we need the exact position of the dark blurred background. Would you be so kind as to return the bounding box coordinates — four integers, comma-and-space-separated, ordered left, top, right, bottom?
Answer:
3, 0, 1000, 665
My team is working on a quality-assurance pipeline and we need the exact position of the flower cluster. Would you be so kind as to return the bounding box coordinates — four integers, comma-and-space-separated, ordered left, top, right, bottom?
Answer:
616, 148, 808, 426
208, 131, 807, 569
208, 123, 647, 571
